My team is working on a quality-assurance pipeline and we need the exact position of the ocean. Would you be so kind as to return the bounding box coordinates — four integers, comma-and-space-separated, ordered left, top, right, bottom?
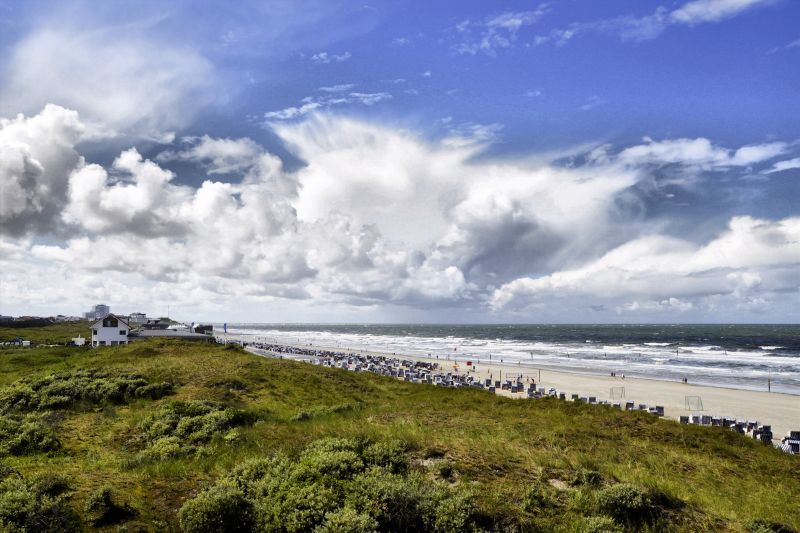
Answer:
224, 324, 800, 395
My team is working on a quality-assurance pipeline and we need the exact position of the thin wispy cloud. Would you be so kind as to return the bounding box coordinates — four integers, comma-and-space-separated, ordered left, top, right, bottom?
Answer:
318, 83, 356, 93
767, 157, 800, 174
264, 92, 392, 121
454, 5, 549, 55
311, 51, 352, 64
535, 0, 775, 46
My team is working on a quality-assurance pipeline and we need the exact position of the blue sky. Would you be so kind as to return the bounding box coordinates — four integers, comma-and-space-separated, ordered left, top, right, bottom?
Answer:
1, 0, 799, 323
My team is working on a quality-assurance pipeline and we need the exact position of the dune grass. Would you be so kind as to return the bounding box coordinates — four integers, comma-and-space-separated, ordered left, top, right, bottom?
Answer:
0, 336, 797, 531
0, 320, 91, 344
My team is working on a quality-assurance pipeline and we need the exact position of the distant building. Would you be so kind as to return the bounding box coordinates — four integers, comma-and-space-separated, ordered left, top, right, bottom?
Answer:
90, 314, 129, 347
0, 315, 12, 322
71, 335, 86, 346
129, 329, 213, 342
128, 312, 147, 325
84, 304, 110, 321
143, 318, 171, 330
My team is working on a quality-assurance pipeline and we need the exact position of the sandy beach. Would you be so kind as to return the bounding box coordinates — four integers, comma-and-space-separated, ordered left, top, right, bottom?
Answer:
230, 335, 799, 441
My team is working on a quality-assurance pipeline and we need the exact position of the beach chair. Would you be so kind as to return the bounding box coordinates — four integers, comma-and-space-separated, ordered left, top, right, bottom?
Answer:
679, 416, 689, 424
559, 393, 566, 400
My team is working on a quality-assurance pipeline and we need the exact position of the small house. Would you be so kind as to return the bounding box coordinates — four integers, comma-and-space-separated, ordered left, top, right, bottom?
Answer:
91, 314, 130, 347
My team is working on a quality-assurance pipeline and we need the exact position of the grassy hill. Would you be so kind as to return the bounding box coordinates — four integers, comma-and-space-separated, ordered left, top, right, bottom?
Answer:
0, 320, 90, 344
0, 334, 797, 532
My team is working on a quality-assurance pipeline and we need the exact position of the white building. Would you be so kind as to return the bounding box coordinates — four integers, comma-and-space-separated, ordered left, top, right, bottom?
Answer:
91, 314, 130, 347
128, 312, 147, 325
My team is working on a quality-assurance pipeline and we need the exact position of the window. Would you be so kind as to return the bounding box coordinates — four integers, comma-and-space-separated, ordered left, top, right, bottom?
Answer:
92, 329, 98, 335
111, 341, 118, 346
100, 341, 106, 346
102, 317, 118, 327
120, 330, 127, 335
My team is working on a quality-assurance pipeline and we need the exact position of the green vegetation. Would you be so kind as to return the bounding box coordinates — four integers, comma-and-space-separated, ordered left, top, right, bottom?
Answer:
134, 401, 252, 462
0, 320, 90, 344
179, 437, 485, 533
0, 323, 796, 531
0, 469, 80, 531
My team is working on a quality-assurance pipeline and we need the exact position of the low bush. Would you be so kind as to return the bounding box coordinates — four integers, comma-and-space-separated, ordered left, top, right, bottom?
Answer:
179, 437, 489, 533
0, 412, 60, 456
179, 484, 255, 533
523, 482, 561, 514
135, 401, 253, 461
570, 468, 604, 487
746, 518, 798, 533
597, 483, 660, 527
346, 467, 425, 531
316, 506, 378, 533
0, 369, 173, 414
0, 472, 79, 532
84, 486, 135, 526
361, 440, 408, 474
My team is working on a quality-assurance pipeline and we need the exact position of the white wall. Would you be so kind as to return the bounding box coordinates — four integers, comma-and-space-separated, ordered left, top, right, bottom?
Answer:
91, 325, 128, 346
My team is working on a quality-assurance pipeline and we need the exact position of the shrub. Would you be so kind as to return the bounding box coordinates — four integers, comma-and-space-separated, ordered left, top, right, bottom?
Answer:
315, 506, 378, 533
435, 460, 454, 481
570, 468, 604, 487
135, 401, 253, 461
361, 440, 408, 473
0, 369, 173, 414
294, 448, 365, 483
84, 486, 135, 526
746, 518, 798, 533
0, 413, 60, 456
597, 483, 659, 526
429, 485, 482, 533
523, 482, 561, 514
259, 481, 338, 533
180, 438, 493, 533
179, 484, 255, 533
31, 473, 71, 498
346, 467, 424, 531
0, 473, 79, 532
225, 455, 293, 497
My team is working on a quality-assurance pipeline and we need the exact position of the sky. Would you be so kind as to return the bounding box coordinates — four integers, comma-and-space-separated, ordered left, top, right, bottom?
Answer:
1, 0, 799, 323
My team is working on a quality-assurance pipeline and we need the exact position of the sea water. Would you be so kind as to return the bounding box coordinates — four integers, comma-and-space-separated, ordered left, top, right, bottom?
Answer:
225, 324, 800, 395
